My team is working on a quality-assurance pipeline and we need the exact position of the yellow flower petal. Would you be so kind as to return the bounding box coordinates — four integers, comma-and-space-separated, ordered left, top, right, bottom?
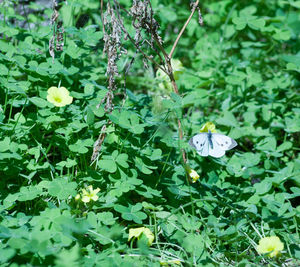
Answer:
93, 188, 100, 194
184, 165, 200, 183
81, 189, 88, 195
189, 169, 200, 183
128, 227, 143, 241
47, 86, 73, 107
128, 227, 154, 246
91, 195, 99, 201
81, 195, 91, 203
200, 122, 217, 133
142, 227, 155, 245
80, 185, 100, 203
257, 236, 284, 257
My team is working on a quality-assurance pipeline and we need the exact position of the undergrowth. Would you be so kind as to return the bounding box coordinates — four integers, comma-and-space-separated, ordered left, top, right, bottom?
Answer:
0, 0, 299, 266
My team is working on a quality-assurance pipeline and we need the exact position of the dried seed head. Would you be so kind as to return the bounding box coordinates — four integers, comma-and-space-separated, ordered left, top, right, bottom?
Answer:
49, 0, 64, 61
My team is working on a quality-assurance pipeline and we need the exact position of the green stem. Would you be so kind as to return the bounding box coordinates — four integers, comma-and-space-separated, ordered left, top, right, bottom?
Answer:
11, 98, 28, 133
155, 150, 171, 188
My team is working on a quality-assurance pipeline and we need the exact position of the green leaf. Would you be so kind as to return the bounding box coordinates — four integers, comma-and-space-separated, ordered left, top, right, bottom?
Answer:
18, 186, 43, 201
286, 63, 300, 72
246, 67, 262, 86
0, 137, 10, 152
29, 97, 48, 108
232, 17, 246, 30
56, 158, 77, 168
273, 29, 291, 41
69, 139, 93, 154
290, 244, 300, 260
239, 152, 261, 167
134, 157, 156, 174
254, 179, 272, 195
216, 111, 239, 127
7, 238, 27, 249
276, 141, 292, 152
90, 104, 105, 118
46, 115, 65, 124
55, 243, 80, 267
116, 153, 129, 168
97, 212, 116, 225
285, 116, 300, 133
88, 225, 122, 245
0, 64, 8, 75
0, 247, 15, 263
159, 6, 177, 22
226, 155, 243, 177
65, 40, 85, 59
248, 18, 265, 30
141, 148, 163, 161
85, 106, 95, 125
114, 203, 147, 224
110, 110, 145, 134
47, 179, 77, 199
182, 90, 208, 107
290, 1, 300, 8
98, 159, 117, 173
225, 70, 246, 85
84, 83, 95, 96
256, 137, 277, 151
0, 26, 19, 37
183, 234, 204, 254
247, 194, 260, 205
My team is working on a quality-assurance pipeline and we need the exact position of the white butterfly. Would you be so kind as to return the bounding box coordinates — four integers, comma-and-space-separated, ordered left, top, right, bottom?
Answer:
189, 131, 237, 158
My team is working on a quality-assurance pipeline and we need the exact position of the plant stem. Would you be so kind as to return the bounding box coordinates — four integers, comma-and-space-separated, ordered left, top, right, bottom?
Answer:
169, 0, 200, 59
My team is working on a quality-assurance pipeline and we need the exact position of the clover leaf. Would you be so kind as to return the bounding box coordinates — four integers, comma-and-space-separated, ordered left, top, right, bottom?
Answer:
114, 203, 147, 224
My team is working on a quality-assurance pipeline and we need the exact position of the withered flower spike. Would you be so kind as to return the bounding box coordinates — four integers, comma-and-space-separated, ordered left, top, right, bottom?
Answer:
49, 0, 64, 61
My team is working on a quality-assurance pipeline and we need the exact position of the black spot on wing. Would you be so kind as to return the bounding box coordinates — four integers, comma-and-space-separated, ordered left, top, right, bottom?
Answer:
211, 134, 238, 151
189, 133, 209, 151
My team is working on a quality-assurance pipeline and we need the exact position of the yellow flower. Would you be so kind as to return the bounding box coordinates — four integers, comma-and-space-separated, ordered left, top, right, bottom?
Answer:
128, 227, 154, 246
200, 122, 217, 133
81, 185, 100, 203
156, 59, 184, 93
184, 164, 200, 183
75, 194, 81, 201
189, 169, 200, 183
257, 236, 284, 257
47, 86, 73, 107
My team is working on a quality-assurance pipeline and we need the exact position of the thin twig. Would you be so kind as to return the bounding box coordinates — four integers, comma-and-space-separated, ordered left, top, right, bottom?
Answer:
91, 124, 107, 162
169, 0, 200, 59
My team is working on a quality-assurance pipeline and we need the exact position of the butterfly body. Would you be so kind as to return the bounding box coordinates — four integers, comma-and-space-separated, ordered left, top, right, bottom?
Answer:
189, 131, 237, 158
207, 130, 213, 149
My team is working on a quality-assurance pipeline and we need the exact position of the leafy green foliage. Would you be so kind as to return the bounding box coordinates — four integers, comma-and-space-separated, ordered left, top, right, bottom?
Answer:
0, 0, 299, 266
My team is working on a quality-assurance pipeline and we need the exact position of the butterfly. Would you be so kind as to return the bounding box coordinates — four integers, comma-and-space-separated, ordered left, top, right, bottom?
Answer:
189, 131, 237, 158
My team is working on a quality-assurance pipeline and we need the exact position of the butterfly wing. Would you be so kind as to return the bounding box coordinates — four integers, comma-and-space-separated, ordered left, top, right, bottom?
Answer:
189, 133, 209, 157
208, 133, 237, 158
212, 133, 237, 150
190, 133, 237, 158
208, 142, 225, 158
